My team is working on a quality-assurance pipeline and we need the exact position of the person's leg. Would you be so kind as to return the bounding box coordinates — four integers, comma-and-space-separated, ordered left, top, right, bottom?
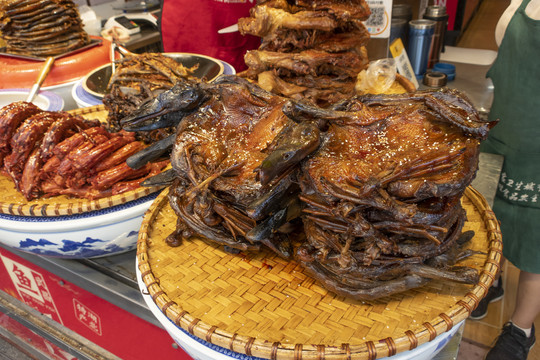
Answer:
485, 270, 538, 360
511, 271, 540, 329
470, 258, 505, 320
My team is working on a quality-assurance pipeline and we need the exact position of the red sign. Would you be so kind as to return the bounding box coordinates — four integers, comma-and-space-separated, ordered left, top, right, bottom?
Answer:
0, 247, 192, 359
1, 314, 76, 360
2, 256, 63, 324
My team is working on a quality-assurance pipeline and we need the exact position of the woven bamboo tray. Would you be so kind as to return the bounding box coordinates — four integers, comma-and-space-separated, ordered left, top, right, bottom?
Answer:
137, 186, 502, 360
0, 105, 162, 216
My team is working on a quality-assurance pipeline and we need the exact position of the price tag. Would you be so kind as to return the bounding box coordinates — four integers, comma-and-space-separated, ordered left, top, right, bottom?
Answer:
389, 38, 419, 89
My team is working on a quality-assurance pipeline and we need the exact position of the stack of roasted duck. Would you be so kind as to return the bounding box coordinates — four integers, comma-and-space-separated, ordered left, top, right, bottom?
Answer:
121, 75, 497, 300
0, 101, 166, 201
238, 0, 371, 107
295, 90, 492, 298
0, 0, 91, 57
103, 53, 200, 143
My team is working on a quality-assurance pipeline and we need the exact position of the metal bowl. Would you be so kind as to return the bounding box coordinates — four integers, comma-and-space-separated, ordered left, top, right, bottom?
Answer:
82, 52, 225, 99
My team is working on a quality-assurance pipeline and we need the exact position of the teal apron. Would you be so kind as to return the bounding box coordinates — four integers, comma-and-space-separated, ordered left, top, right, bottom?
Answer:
481, 0, 540, 273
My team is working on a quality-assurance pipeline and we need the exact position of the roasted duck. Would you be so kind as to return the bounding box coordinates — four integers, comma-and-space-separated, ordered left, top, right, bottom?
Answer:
122, 75, 322, 257
0, 102, 167, 200
238, 0, 371, 107
294, 89, 496, 299
123, 76, 497, 300
0, 0, 91, 57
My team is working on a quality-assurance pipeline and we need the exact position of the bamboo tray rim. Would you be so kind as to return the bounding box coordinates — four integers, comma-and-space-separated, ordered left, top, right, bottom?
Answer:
137, 186, 503, 360
0, 105, 163, 217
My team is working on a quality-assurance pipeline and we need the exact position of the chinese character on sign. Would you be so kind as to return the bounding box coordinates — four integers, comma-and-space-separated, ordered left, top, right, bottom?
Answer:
12, 264, 39, 295
1, 254, 63, 323
73, 299, 102, 336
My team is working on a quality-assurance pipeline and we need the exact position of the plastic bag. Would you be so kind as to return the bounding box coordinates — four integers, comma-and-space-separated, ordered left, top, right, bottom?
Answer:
355, 58, 397, 94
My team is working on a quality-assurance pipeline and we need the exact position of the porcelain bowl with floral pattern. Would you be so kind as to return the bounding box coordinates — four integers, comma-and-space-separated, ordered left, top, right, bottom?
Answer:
0, 192, 159, 259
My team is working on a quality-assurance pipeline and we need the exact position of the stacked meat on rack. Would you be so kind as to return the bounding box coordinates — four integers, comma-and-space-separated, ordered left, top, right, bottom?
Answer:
0, 101, 166, 201
0, 0, 91, 57
238, 0, 371, 107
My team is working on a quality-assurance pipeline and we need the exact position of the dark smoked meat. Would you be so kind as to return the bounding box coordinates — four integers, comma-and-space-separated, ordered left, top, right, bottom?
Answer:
258, 25, 369, 53
122, 75, 497, 300
102, 53, 199, 143
120, 75, 323, 257
0, 0, 91, 57
162, 76, 318, 257
244, 49, 368, 78
294, 89, 496, 299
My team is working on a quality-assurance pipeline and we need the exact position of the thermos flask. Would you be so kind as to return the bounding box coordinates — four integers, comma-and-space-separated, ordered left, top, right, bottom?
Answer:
392, 4, 412, 50
408, 19, 436, 78
423, 5, 449, 68
390, 18, 408, 47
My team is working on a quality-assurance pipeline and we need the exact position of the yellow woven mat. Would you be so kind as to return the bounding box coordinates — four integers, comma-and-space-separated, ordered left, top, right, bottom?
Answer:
0, 105, 162, 216
137, 186, 502, 360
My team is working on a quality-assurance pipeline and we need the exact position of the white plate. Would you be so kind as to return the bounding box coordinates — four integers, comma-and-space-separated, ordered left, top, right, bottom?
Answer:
72, 78, 103, 108
0, 89, 64, 111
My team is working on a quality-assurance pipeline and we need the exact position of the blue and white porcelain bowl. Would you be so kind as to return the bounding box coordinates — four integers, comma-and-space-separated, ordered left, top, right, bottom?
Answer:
72, 78, 103, 108
0, 192, 159, 259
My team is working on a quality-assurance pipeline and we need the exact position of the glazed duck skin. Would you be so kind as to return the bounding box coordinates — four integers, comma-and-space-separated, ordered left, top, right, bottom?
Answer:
124, 76, 323, 256
124, 78, 497, 300
295, 88, 497, 299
